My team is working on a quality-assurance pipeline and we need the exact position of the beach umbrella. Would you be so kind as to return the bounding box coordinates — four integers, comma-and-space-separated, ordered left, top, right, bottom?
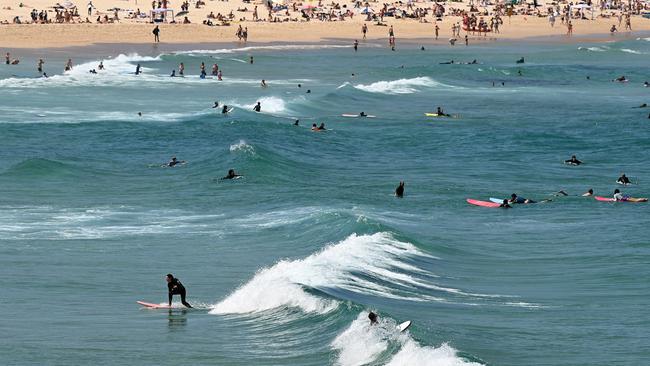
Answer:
62, 0, 76, 8
301, 4, 317, 9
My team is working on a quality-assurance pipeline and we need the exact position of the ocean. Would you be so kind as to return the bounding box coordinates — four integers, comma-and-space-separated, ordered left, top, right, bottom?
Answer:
1, 37, 649, 365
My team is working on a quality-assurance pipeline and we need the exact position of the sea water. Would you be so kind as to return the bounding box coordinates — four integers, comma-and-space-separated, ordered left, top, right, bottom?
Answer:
1, 38, 649, 365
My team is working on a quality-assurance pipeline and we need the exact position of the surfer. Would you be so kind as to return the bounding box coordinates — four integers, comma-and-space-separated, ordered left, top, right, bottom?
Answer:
617, 173, 631, 185
634, 103, 647, 108
500, 199, 512, 208
166, 274, 192, 308
644, 81, 649, 87
395, 181, 405, 197
582, 189, 594, 197
213, 101, 220, 108
614, 75, 627, 83
170, 70, 176, 77
253, 102, 261, 112
221, 169, 241, 180
294, 119, 299, 126
613, 189, 627, 201
311, 123, 318, 131
368, 311, 378, 325
135, 63, 141, 75
359, 112, 367, 117
436, 107, 450, 117
516, 57, 525, 64
509, 193, 535, 204
221, 105, 230, 114
167, 156, 184, 167
318, 123, 326, 131
564, 155, 582, 165
261, 79, 267, 88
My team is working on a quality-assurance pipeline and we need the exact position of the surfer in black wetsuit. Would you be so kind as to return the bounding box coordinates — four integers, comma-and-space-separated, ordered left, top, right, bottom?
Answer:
212, 101, 219, 108
253, 102, 261, 112
368, 311, 378, 325
166, 274, 192, 308
564, 155, 582, 165
359, 112, 367, 117
167, 156, 184, 167
436, 107, 450, 117
318, 123, 326, 130
135, 63, 141, 75
221, 169, 241, 180
617, 173, 631, 185
222, 105, 229, 114
395, 181, 404, 197
509, 193, 535, 204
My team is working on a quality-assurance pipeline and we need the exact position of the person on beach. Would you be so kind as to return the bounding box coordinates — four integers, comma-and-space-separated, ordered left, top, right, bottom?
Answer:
617, 173, 631, 185
582, 189, 594, 197
166, 274, 192, 308
153, 25, 160, 42
565, 155, 582, 165
221, 169, 242, 180
395, 181, 405, 197
362, 24, 367, 39
87, 1, 94, 16
253, 102, 261, 112
435, 24, 439, 40
353, 39, 359, 51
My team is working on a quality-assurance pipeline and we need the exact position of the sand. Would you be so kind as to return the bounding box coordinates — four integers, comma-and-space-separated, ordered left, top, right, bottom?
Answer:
1, 0, 649, 48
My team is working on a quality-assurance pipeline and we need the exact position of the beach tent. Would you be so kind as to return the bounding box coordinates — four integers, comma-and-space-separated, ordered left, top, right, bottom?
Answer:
570, 3, 593, 20
150, 8, 175, 22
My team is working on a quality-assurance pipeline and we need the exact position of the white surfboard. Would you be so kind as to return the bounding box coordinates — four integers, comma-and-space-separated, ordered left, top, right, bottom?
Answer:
397, 320, 412, 332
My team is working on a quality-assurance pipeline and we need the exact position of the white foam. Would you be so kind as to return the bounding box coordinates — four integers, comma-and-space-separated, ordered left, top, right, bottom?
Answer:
354, 77, 450, 95
578, 46, 606, 52
332, 313, 481, 366
174, 44, 354, 56
239, 96, 287, 114
210, 233, 436, 315
620, 48, 644, 54
229, 140, 255, 154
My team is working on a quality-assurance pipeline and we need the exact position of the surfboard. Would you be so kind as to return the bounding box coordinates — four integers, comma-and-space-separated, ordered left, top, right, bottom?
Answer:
397, 320, 412, 332
341, 114, 376, 118
425, 113, 459, 118
595, 196, 647, 202
467, 198, 502, 208
137, 301, 172, 309
222, 107, 234, 114
489, 197, 505, 204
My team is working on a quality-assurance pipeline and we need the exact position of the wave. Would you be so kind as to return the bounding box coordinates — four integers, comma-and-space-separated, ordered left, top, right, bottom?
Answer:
578, 46, 608, 52
353, 77, 450, 95
332, 312, 482, 366
173, 44, 355, 56
620, 48, 644, 54
234, 96, 289, 114
229, 140, 256, 155
209, 232, 437, 315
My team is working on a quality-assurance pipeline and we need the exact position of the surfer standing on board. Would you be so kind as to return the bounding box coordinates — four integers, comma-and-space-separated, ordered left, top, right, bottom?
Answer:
166, 274, 192, 308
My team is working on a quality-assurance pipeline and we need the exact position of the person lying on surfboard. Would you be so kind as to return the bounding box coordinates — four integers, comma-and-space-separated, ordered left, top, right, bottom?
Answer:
221, 169, 242, 180
509, 193, 536, 204
359, 112, 367, 117
582, 189, 594, 197
167, 156, 185, 167
617, 173, 631, 185
166, 274, 192, 308
564, 155, 582, 165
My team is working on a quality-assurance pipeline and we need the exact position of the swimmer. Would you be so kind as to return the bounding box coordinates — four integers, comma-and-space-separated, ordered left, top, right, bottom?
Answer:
135, 63, 141, 75
311, 123, 319, 131
167, 156, 185, 167
221, 105, 229, 114
221, 169, 241, 180
582, 189, 594, 197
294, 119, 299, 126
170, 70, 176, 77
261, 79, 267, 88
516, 57, 525, 64
395, 181, 404, 197
634, 103, 647, 108
317, 123, 326, 130
614, 75, 627, 82
564, 155, 582, 165
253, 102, 261, 112
617, 173, 631, 185
213, 101, 220, 108
98, 61, 104, 70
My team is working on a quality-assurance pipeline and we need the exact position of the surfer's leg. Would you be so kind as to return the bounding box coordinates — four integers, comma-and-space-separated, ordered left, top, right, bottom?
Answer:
180, 289, 192, 308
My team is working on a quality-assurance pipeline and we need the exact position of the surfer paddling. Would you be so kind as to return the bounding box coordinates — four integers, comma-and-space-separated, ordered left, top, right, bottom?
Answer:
166, 274, 192, 308
564, 155, 582, 165
395, 181, 405, 197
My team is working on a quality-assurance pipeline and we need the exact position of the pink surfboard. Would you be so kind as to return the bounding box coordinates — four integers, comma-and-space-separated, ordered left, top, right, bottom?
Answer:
137, 301, 172, 309
594, 196, 615, 202
466, 198, 502, 208
595, 196, 647, 202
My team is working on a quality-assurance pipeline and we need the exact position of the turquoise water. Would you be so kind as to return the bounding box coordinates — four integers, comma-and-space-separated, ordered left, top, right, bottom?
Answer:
1, 38, 650, 365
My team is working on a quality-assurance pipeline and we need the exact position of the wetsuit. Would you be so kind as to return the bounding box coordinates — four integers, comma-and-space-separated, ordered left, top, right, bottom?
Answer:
617, 176, 631, 184
168, 278, 192, 308
253, 104, 261, 112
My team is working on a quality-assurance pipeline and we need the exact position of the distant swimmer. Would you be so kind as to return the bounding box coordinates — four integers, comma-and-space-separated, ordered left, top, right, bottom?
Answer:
167, 156, 185, 167
211, 63, 218, 76
359, 112, 368, 117
170, 70, 176, 77
98, 61, 104, 70
500, 199, 512, 208
65, 58, 73, 71
509, 193, 536, 204
221, 105, 229, 114
137, 112, 142, 117
354, 39, 359, 51
306, 89, 311, 94
5, 52, 9, 64
516, 57, 525, 64
253, 102, 261, 112
436, 107, 450, 117
634, 103, 647, 108
294, 119, 299, 126
179, 62, 185, 76
261, 79, 267, 88
221, 169, 242, 180
89, 69, 97, 74
135, 63, 141, 75
420, 46, 425, 51
644, 81, 649, 87
249, 56, 254, 64
43, 73, 48, 78
518, 70, 523, 76
614, 75, 627, 83
368, 311, 378, 325
564, 155, 583, 165
166, 274, 192, 308
311, 123, 319, 131
212, 101, 219, 108
37, 58, 44, 73
440, 60, 455, 65
582, 189, 594, 197
395, 181, 405, 197
617, 173, 631, 185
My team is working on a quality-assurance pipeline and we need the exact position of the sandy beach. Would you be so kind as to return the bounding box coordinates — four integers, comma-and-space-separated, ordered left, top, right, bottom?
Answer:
1, 0, 650, 48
